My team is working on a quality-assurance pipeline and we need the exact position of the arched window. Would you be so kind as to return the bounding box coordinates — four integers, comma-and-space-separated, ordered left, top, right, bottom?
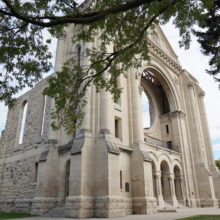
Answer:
41, 96, 47, 136
34, 162, 38, 182
18, 101, 28, 144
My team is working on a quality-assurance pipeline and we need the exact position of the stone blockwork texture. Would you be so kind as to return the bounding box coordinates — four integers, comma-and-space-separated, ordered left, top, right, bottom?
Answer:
0, 79, 52, 213
95, 196, 133, 218
0, 79, 51, 158
0, 156, 37, 213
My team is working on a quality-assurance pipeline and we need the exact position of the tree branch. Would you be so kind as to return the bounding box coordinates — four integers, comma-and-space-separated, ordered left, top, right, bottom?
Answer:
0, 0, 160, 27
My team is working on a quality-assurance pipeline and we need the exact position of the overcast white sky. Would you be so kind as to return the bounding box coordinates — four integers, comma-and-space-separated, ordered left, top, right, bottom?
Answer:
0, 18, 219, 160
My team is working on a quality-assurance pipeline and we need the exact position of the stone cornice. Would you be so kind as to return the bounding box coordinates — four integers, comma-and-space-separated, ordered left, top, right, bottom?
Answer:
170, 110, 186, 118
148, 39, 182, 74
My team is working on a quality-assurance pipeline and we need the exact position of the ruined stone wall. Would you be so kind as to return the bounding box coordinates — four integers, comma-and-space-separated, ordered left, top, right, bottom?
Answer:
0, 78, 52, 213
1, 156, 37, 199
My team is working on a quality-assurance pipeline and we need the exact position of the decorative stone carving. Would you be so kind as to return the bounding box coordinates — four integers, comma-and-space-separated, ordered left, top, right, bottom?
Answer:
38, 150, 49, 162
141, 150, 152, 162
70, 138, 85, 155
148, 40, 182, 73
106, 140, 120, 155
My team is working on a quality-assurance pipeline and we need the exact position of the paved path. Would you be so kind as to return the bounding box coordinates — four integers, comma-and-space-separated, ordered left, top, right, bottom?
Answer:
10, 208, 220, 220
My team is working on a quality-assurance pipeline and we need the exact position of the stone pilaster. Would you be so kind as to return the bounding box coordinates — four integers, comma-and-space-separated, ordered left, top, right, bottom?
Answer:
187, 84, 204, 163
55, 31, 67, 72
31, 140, 61, 215
170, 110, 198, 207
130, 70, 144, 144
129, 69, 157, 214
99, 88, 114, 135
198, 92, 215, 166
187, 84, 218, 207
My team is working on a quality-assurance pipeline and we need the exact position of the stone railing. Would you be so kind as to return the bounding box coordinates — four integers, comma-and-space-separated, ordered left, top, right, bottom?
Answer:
144, 134, 179, 153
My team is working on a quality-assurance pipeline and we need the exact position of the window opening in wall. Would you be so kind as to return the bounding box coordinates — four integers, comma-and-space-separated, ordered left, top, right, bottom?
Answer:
113, 75, 121, 105
76, 44, 81, 65
167, 141, 172, 150
125, 182, 129, 192
120, 170, 123, 190
73, 119, 77, 138
65, 160, 70, 199
19, 101, 28, 144
166, 124, 169, 134
34, 162, 38, 182
115, 118, 119, 138
41, 96, 47, 136
141, 91, 151, 129
115, 117, 122, 140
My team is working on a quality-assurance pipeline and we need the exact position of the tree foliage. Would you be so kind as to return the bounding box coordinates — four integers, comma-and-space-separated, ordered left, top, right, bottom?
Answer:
0, 0, 219, 133
216, 159, 220, 170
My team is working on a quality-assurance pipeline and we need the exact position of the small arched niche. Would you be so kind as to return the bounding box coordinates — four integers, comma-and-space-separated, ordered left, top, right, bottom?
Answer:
160, 160, 171, 203
174, 165, 183, 202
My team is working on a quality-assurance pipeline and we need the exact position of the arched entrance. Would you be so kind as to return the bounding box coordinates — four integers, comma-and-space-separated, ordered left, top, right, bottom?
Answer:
174, 165, 184, 204
160, 160, 171, 204
64, 160, 70, 201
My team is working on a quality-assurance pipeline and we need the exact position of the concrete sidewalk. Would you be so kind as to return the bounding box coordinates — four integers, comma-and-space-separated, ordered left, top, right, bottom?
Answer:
10, 208, 220, 220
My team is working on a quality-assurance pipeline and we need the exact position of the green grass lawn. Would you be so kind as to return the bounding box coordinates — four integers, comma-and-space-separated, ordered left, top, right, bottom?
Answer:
178, 215, 220, 220
0, 213, 34, 219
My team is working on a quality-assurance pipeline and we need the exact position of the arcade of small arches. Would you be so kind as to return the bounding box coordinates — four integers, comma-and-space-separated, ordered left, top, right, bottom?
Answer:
151, 156, 185, 208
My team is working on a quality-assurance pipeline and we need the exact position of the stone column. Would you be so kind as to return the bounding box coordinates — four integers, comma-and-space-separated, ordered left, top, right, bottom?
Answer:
179, 177, 186, 204
169, 174, 178, 207
187, 84, 204, 163
188, 83, 218, 207
130, 70, 144, 143
100, 89, 113, 134
79, 86, 91, 134
55, 31, 67, 72
155, 172, 165, 208
47, 31, 67, 142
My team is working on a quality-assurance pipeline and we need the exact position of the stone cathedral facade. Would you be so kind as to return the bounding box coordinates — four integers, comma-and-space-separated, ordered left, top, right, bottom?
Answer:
0, 4, 220, 218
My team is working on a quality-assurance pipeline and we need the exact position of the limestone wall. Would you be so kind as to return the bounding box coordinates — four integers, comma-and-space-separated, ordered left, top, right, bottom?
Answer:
0, 79, 52, 213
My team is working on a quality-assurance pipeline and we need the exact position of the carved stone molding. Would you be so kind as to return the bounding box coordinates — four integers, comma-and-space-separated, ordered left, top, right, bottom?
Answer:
38, 150, 49, 162
106, 140, 120, 155
171, 110, 186, 118
148, 40, 182, 74
141, 150, 152, 162
71, 137, 85, 155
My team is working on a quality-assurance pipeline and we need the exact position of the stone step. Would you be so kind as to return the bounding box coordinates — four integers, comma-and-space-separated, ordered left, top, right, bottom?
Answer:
43, 205, 65, 217
158, 209, 177, 213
